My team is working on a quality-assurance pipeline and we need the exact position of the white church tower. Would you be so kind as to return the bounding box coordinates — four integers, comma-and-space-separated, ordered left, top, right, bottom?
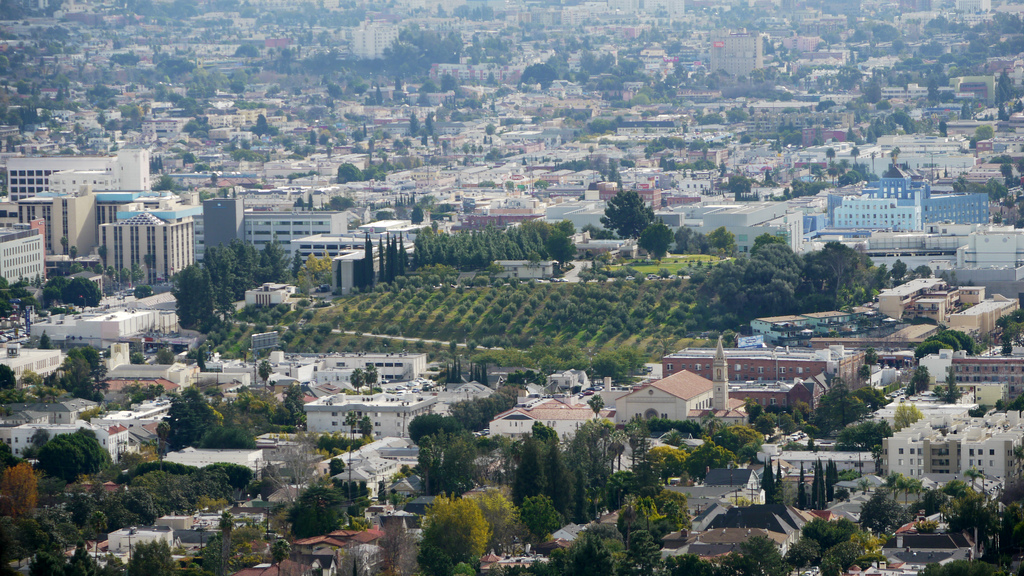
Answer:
712, 335, 728, 411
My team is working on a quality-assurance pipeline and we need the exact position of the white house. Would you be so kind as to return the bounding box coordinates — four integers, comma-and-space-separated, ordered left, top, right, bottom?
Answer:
107, 525, 178, 553
490, 398, 604, 439
164, 447, 265, 474
304, 393, 437, 438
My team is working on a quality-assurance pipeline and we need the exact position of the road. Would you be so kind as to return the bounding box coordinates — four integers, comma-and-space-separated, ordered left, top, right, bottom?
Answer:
562, 260, 591, 283
333, 329, 502, 350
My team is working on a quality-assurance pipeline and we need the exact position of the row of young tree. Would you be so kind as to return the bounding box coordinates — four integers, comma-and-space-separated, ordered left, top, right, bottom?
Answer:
413, 221, 576, 271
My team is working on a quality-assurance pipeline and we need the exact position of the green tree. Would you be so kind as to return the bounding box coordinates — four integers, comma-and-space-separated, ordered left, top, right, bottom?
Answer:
601, 190, 654, 239
685, 442, 734, 481
166, 388, 220, 451
621, 529, 662, 576
61, 278, 102, 307
411, 205, 425, 224
172, 265, 214, 329
128, 541, 174, 576
337, 163, 364, 183
36, 430, 111, 483
638, 223, 673, 259
563, 530, 614, 576
706, 226, 736, 256
420, 495, 490, 567
520, 494, 561, 542
155, 347, 175, 365
0, 365, 15, 390
751, 233, 787, 255
289, 485, 343, 538
859, 489, 912, 534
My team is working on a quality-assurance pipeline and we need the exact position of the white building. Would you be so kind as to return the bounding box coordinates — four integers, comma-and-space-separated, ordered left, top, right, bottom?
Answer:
0, 344, 63, 383
268, 351, 429, 384
0, 226, 45, 283
107, 525, 178, 553
494, 260, 556, 279
164, 447, 266, 473
30, 309, 179, 348
351, 22, 399, 60
243, 211, 347, 256
7, 149, 151, 201
91, 399, 173, 430
244, 283, 296, 307
881, 412, 1024, 479
0, 421, 130, 461
759, 446, 878, 474
490, 397, 603, 439
956, 0, 990, 11
304, 392, 437, 438
321, 437, 418, 498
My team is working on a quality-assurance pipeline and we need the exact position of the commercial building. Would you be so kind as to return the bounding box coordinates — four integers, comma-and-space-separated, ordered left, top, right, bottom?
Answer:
99, 212, 195, 284
0, 225, 45, 283
710, 31, 766, 78
6, 149, 150, 201
948, 294, 1019, 334
662, 345, 864, 389
751, 310, 864, 346
29, 309, 180, 348
201, 197, 244, 254
881, 413, 1024, 478
304, 392, 438, 438
828, 165, 988, 231
955, 227, 1024, 268
196, 203, 348, 260
164, 447, 265, 473
0, 344, 63, 383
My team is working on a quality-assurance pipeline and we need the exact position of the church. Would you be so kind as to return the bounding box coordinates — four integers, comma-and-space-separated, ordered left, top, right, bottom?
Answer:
614, 337, 747, 426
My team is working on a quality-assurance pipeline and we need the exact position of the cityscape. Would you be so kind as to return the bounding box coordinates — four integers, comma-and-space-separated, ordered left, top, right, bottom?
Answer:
3, 0, 1024, 575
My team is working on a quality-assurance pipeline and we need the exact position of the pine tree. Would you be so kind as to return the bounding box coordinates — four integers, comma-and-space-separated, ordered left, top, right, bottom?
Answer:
798, 464, 807, 509
761, 458, 775, 505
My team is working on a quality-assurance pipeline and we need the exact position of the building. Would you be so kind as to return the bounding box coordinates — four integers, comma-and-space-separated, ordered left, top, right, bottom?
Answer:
7, 149, 150, 201
662, 345, 863, 388
243, 211, 348, 256
0, 225, 45, 283
949, 294, 1019, 334
245, 283, 296, 307
29, 309, 179, 348
99, 212, 195, 284
880, 412, 1024, 478
164, 447, 266, 473
751, 310, 863, 346
304, 393, 437, 438
877, 278, 959, 322
710, 31, 765, 78
759, 447, 878, 474
0, 344, 63, 383
201, 197, 245, 254
494, 260, 556, 279
951, 353, 1024, 400
0, 421, 130, 461
351, 22, 399, 60
828, 165, 988, 231
107, 525, 178, 554
490, 397, 604, 439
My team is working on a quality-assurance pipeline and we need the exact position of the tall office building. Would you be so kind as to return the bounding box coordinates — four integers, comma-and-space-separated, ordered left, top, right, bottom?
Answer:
7, 149, 151, 201
0, 225, 45, 283
99, 213, 195, 284
710, 31, 766, 78
351, 22, 399, 60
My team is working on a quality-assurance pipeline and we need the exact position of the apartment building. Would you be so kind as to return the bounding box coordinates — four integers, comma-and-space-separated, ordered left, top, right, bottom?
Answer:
877, 278, 959, 322
99, 212, 195, 284
881, 413, 1024, 478
350, 22, 399, 60
304, 393, 437, 438
710, 31, 766, 78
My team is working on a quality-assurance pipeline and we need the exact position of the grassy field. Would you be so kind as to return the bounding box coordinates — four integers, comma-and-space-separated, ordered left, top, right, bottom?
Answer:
615, 255, 720, 275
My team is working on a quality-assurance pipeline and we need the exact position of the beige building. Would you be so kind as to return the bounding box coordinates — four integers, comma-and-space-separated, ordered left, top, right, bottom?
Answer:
949, 294, 1019, 334
710, 31, 765, 78
18, 192, 97, 255
877, 278, 958, 321
881, 412, 1024, 479
99, 213, 194, 284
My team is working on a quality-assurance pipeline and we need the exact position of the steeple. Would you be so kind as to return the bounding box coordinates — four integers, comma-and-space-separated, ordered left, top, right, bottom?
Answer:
713, 336, 728, 412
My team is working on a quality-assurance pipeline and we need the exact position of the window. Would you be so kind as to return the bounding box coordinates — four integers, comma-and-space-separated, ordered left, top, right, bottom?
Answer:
899, 448, 904, 454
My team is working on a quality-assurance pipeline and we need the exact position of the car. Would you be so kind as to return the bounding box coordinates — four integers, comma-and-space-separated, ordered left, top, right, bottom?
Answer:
625, 276, 635, 280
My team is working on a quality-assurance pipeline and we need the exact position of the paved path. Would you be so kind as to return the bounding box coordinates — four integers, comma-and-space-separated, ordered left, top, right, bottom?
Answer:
334, 329, 502, 350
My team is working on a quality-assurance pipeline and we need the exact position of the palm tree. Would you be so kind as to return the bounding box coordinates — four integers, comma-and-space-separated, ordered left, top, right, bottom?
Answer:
90, 511, 107, 559
965, 467, 984, 495
851, 146, 860, 171
219, 512, 234, 576
870, 151, 877, 175
701, 412, 721, 437
857, 478, 872, 494
157, 421, 170, 470
904, 477, 923, 505
608, 428, 628, 472
891, 146, 901, 166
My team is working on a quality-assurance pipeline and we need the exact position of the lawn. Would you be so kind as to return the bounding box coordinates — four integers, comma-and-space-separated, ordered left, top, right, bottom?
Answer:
613, 255, 721, 275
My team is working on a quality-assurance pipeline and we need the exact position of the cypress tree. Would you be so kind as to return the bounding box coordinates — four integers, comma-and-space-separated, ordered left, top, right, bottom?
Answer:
761, 458, 775, 505
398, 236, 407, 275
363, 235, 373, 288
386, 235, 397, 282
378, 237, 385, 282
798, 464, 807, 509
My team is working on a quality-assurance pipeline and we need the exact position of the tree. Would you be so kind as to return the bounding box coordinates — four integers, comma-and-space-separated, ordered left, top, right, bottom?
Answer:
337, 163, 364, 183
420, 495, 490, 567
0, 462, 37, 517
894, 403, 924, 431
908, 365, 930, 395
289, 485, 343, 538
859, 489, 912, 534
128, 541, 175, 576
706, 226, 736, 256
166, 388, 220, 451
975, 125, 994, 141
751, 233, 787, 255
521, 494, 561, 542
473, 489, 526, 554
563, 530, 615, 576
639, 223, 673, 259
258, 360, 273, 386
154, 347, 175, 365
36, 430, 111, 483
600, 190, 654, 239
62, 278, 102, 307
0, 365, 15, 390
172, 265, 214, 329
408, 414, 463, 445
685, 441, 734, 481
411, 205, 425, 224
621, 529, 662, 576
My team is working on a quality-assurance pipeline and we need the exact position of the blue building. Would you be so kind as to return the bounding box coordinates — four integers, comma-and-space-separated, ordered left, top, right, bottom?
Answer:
828, 165, 988, 231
